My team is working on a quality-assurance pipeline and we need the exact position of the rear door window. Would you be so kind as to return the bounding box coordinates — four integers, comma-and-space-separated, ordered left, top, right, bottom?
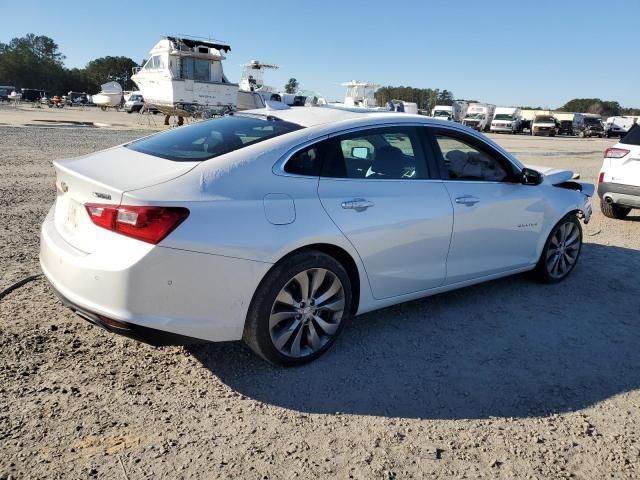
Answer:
322, 127, 429, 180
126, 115, 303, 161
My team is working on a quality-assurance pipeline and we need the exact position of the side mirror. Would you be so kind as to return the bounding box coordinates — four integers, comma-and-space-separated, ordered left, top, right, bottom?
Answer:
521, 167, 542, 185
351, 146, 370, 159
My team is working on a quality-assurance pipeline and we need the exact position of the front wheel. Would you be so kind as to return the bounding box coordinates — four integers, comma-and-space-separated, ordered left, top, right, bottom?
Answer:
534, 215, 582, 283
243, 251, 352, 366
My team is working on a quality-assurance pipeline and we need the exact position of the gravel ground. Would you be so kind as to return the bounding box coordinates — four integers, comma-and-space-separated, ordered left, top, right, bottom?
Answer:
1, 126, 640, 479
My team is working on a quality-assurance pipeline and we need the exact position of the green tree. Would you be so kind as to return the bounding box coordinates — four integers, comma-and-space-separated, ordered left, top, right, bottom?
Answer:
284, 78, 299, 94
84, 56, 139, 91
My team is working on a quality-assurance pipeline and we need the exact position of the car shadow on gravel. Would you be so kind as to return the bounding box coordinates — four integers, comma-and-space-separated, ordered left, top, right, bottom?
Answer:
189, 243, 640, 420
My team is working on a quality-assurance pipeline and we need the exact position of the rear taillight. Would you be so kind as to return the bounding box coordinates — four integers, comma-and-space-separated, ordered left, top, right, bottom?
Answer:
604, 148, 630, 159
598, 172, 605, 184
85, 204, 189, 244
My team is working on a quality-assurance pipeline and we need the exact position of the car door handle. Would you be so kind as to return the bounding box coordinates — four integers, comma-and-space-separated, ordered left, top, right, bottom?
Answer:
455, 195, 480, 206
341, 198, 374, 211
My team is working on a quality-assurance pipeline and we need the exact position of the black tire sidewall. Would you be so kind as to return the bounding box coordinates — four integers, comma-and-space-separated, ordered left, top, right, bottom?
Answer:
243, 251, 353, 366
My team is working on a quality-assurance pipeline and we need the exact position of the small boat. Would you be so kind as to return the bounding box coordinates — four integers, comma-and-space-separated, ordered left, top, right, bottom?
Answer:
92, 81, 123, 110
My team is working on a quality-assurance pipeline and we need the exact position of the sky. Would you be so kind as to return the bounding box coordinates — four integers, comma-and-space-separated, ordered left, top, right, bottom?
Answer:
2, 0, 639, 108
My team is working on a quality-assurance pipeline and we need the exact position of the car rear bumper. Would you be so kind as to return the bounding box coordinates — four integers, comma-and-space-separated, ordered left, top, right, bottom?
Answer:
598, 182, 640, 207
40, 206, 271, 343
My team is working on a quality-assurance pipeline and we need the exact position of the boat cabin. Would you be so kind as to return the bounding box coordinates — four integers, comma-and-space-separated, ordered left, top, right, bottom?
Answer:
138, 36, 234, 84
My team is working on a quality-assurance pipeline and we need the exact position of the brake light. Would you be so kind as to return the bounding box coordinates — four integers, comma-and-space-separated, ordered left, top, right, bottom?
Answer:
85, 204, 189, 244
604, 148, 630, 159
598, 172, 605, 184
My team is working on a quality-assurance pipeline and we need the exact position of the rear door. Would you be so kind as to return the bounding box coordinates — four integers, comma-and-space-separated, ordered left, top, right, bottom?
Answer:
427, 127, 546, 284
317, 126, 453, 300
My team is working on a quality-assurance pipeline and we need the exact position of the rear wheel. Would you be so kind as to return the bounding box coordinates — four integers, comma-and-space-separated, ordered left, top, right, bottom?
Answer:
534, 215, 582, 283
601, 202, 631, 219
243, 251, 352, 366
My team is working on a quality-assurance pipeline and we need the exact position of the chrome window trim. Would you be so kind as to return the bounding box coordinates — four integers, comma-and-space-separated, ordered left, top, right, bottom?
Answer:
272, 121, 523, 179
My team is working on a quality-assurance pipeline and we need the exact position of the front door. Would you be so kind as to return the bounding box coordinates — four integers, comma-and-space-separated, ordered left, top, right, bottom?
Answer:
429, 128, 546, 284
317, 126, 453, 300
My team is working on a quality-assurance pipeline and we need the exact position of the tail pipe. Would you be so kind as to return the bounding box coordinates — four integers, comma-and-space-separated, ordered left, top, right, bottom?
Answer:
603, 195, 614, 204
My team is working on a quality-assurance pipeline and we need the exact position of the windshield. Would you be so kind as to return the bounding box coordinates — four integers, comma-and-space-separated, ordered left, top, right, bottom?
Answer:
584, 117, 601, 125
434, 110, 450, 117
466, 113, 483, 119
126, 115, 303, 161
534, 116, 554, 123
494, 114, 513, 120
129, 95, 143, 102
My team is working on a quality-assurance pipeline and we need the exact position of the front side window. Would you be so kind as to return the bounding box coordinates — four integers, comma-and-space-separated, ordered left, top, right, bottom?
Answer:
127, 115, 303, 161
323, 127, 428, 180
434, 134, 509, 182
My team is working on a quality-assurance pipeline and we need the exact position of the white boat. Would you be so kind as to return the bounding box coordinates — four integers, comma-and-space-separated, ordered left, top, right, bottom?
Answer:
238, 60, 280, 100
340, 80, 380, 108
92, 81, 123, 109
131, 36, 238, 117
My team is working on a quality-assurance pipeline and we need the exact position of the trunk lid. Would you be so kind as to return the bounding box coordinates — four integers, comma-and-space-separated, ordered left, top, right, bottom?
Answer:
53, 146, 198, 252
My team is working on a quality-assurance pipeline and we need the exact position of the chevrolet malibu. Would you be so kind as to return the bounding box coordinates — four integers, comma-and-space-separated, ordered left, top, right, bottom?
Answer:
40, 107, 594, 366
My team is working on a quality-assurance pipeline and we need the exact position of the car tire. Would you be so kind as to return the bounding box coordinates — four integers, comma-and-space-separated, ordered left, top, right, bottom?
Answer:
534, 214, 582, 283
243, 250, 353, 366
600, 202, 631, 220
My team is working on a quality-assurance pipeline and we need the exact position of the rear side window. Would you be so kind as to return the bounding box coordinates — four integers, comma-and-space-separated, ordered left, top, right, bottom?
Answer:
284, 144, 324, 176
322, 127, 429, 180
127, 115, 303, 161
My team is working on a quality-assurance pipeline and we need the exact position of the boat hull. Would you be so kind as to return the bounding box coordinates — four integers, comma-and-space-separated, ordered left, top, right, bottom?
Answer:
131, 73, 238, 117
92, 92, 122, 107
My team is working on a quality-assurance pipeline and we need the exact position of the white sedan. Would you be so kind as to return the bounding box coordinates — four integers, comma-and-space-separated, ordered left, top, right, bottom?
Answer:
40, 107, 594, 366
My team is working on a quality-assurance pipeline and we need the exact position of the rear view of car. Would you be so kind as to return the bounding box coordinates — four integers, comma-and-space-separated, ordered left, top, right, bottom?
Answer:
598, 125, 640, 219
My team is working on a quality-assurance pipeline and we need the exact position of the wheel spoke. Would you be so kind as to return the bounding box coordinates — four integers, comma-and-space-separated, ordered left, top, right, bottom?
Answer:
275, 288, 297, 308
318, 296, 345, 313
313, 314, 339, 335
309, 269, 327, 299
315, 276, 342, 306
306, 322, 321, 350
565, 224, 579, 245
289, 323, 305, 357
563, 252, 575, 266
273, 319, 301, 350
294, 272, 310, 302
269, 310, 297, 329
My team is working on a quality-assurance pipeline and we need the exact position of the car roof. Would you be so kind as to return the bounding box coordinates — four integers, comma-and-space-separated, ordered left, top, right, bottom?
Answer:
238, 106, 427, 128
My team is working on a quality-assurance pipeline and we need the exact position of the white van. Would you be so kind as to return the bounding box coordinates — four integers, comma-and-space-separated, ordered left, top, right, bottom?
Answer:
490, 107, 522, 134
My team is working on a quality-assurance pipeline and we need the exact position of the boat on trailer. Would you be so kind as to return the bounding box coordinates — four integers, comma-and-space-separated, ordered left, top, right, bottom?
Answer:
131, 36, 239, 117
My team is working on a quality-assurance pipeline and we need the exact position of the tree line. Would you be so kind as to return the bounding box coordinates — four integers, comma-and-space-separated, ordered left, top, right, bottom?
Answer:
374, 86, 456, 111
2, 33, 640, 116
0, 34, 139, 94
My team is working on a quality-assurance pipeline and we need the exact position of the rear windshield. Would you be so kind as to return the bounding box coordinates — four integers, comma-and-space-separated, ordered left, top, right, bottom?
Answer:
126, 115, 303, 161
622, 124, 640, 146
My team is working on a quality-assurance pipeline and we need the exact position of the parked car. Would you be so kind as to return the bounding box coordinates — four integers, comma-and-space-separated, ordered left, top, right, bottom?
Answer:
40, 108, 593, 365
0, 85, 16, 102
431, 100, 468, 122
573, 113, 604, 138
598, 125, 640, 219
125, 93, 145, 113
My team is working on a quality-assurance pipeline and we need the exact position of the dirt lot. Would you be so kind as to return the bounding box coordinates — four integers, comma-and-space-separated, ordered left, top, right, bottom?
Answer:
1, 120, 640, 479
